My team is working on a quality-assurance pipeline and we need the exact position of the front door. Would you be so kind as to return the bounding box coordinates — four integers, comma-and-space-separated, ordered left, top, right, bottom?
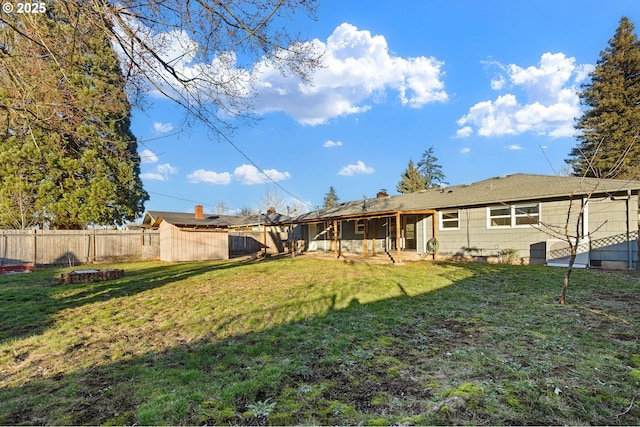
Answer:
403, 215, 417, 250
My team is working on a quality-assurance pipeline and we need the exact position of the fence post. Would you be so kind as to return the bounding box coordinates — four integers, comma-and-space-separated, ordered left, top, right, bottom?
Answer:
32, 229, 37, 267
1, 233, 5, 266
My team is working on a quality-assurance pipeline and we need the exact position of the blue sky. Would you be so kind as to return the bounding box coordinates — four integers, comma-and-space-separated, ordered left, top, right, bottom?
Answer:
131, 0, 640, 217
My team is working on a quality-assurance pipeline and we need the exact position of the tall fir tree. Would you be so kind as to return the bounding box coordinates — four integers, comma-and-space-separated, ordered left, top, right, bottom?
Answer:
417, 146, 448, 188
396, 160, 426, 194
0, 1, 148, 228
323, 186, 340, 207
566, 16, 640, 180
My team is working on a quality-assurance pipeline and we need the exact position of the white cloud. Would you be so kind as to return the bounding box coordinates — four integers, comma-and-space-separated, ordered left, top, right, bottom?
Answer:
490, 75, 505, 90
141, 162, 178, 181
460, 147, 471, 154
140, 172, 165, 181
458, 94, 519, 137
114, 19, 252, 112
250, 23, 448, 125
153, 121, 174, 133
233, 164, 290, 185
187, 169, 232, 185
507, 144, 523, 150
117, 20, 448, 126
140, 163, 178, 181
157, 163, 178, 176
184, 164, 291, 185
457, 52, 591, 139
140, 148, 158, 163
456, 126, 473, 139
324, 140, 343, 148
338, 160, 374, 176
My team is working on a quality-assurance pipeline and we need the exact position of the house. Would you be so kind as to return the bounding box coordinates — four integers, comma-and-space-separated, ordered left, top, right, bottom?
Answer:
293, 174, 640, 269
142, 206, 293, 262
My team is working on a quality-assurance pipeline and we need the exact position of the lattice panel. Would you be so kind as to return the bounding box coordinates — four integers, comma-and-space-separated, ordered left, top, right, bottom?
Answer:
590, 231, 639, 251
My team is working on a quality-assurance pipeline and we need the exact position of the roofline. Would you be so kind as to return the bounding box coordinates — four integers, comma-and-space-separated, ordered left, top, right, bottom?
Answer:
293, 209, 437, 225
436, 189, 640, 211
291, 186, 640, 224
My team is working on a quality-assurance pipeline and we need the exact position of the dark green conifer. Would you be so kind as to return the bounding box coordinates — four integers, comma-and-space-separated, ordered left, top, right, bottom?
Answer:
0, 2, 148, 228
397, 160, 426, 194
567, 16, 640, 180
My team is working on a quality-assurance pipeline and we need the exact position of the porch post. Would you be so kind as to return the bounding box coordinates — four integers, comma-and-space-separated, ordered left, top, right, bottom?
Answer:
432, 211, 438, 260
263, 218, 267, 257
396, 211, 401, 262
372, 219, 376, 256
333, 220, 339, 259
626, 190, 633, 270
363, 219, 368, 257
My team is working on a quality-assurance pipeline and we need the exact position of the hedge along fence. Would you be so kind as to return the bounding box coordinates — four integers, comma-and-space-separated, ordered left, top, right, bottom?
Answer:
0, 229, 160, 267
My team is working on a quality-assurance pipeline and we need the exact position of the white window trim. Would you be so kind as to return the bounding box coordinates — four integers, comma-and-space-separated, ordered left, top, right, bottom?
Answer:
487, 203, 541, 229
354, 219, 365, 235
439, 209, 460, 231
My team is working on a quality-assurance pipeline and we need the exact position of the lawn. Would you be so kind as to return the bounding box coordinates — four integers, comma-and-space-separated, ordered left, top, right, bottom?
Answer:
0, 257, 638, 425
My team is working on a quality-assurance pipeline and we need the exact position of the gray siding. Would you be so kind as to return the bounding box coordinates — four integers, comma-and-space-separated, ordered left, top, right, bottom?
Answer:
298, 195, 638, 268
436, 197, 638, 266
587, 197, 639, 264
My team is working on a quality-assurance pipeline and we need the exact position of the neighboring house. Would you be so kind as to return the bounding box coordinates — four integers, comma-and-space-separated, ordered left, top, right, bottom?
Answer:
142, 206, 293, 262
293, 174, 640, 269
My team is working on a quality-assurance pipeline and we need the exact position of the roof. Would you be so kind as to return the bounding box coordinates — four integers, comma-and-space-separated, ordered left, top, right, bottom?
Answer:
142, 211, 292, 229
295, 173, 640, 223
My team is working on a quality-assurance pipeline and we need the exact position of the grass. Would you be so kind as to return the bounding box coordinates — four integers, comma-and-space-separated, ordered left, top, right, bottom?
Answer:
0, 256, 638, 425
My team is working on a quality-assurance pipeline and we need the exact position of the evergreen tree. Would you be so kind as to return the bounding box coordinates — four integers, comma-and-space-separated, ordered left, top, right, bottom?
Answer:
566, 16, 640, 180
396, 160, 426, 194
0, 1, 148, 228
323, 186, 340, 207
417, 146, 448, 188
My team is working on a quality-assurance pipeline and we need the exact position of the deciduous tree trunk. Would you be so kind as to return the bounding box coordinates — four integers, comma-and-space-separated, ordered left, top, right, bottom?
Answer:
559, 246, 577, 305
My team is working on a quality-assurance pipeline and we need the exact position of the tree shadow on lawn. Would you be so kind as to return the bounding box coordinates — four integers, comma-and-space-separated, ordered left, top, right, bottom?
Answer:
0, 258, 261, 343
1, 263, 638, 426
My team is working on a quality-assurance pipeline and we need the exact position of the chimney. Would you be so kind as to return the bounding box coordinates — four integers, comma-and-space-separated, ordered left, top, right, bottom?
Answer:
195, 204, 204, 219
376, 190, 388, 198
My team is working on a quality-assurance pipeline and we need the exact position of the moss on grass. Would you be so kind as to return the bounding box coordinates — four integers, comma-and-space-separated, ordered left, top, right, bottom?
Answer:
0, 259, 638, 425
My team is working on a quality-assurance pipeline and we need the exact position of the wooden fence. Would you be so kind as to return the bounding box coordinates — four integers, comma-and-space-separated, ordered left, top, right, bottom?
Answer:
0, 229, 160, 266
228, 230, 289, 256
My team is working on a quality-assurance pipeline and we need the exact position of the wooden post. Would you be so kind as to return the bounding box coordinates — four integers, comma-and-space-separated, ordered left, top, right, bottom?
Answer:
333, 220, 339, 259
432, 211, 438, 260
263, 221, 267, 257
92, 228, 97, 263
329, 222, 334, 255
372, 219, 376, 256
363, 220, 368, 257
396, 212, 401, 263
32, 229, 37, 267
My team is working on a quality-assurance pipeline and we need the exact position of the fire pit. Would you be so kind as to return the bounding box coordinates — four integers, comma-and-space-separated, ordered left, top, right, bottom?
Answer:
60, 269, 125, 284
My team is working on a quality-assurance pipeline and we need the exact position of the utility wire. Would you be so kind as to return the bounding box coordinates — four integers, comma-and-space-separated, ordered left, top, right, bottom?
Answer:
111, 27, 313, 208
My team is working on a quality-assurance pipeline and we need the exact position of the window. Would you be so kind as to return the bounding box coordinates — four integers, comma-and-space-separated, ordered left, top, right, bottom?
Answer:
514, 204, 539, 225
439, 210, 460, 230
355, 219, 365, 235
488, 203, 540, 228
489, 206, 511, 227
